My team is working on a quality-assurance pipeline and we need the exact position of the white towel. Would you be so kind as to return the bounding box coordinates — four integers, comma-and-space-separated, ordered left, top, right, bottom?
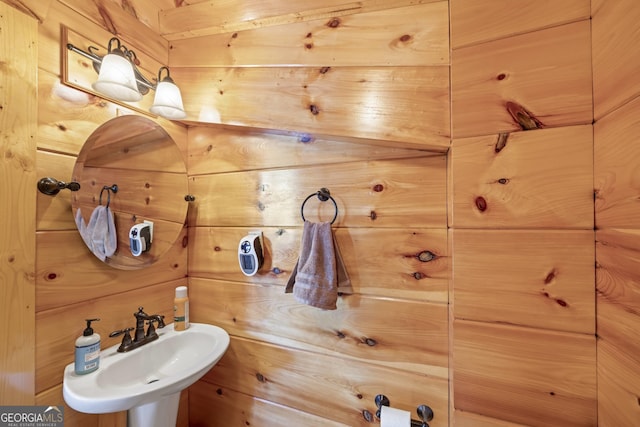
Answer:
75, 206, 117, 261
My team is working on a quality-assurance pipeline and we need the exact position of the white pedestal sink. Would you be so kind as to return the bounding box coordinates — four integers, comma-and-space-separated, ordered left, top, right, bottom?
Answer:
63, 323, 230, 427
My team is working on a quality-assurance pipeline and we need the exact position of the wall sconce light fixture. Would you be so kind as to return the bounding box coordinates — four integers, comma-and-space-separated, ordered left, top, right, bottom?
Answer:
67, 37, 187, 120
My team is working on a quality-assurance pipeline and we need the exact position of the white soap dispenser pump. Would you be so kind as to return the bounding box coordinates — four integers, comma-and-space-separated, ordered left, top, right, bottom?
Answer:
74, 318, 101, 375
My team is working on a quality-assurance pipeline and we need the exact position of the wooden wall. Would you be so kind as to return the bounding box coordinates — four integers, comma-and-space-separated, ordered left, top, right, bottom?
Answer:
449, 1, 597, 426
0, 1, 37, 404
0, 0, 189, 425
592, 0, 640, 425
169, 1, 452, 425
2, 0, 640, 426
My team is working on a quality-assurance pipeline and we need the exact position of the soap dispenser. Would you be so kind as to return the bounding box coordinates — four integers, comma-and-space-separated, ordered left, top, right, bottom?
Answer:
75, 318, 101, 375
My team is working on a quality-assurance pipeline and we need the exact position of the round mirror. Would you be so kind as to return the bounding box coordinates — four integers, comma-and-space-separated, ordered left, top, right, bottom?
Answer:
72, 115, 188, 269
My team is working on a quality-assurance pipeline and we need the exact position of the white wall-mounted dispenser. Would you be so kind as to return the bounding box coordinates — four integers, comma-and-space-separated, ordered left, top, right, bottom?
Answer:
129, 220, 153, 256
238, 231, 264, 276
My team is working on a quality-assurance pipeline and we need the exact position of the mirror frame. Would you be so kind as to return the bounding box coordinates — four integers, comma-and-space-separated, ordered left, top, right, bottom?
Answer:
71, 115, 189, 270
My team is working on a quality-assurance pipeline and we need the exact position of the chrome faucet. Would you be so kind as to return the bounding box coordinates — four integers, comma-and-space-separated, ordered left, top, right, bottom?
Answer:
109, 307, 165, 352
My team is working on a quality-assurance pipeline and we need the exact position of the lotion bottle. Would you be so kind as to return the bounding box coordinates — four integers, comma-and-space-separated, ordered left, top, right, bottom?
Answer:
174, 286, 190, 331
75, 318, 101, 375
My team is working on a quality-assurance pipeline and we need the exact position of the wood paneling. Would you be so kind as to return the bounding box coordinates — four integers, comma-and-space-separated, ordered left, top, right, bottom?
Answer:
57, 0, 167, 62
453, 230, 595, 334
190, 156, 447, 228
36, 279, 185, 394
451, 21, 592, 138
595, 95, 640, 228
198, 336, 449, 426
453, 320, 596, 427
190, 227, 448, 302
597, 339, 640, 427
190, 278, 449, 377
169, 2, 448, 67
596, 229, 640, 426
36, 228, 187, 311
188, 125, 437, 175
451, 0, 590, 49
174, 65, 450, 150
592, 0, 640, 119
0, 1, 37, 404
453, 410, 529, 427
189, 382, 349, 427
160, 0, 442, 40
451, 126, 594, 229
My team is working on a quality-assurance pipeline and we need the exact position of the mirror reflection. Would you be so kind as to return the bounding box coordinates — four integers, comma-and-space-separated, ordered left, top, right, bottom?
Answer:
72, 115, 188, 270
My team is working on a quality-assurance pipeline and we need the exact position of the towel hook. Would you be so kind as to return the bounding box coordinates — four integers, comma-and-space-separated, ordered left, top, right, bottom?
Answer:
300, 187, 338, 224
99, 184, 118, 208
37, 177, 81, 195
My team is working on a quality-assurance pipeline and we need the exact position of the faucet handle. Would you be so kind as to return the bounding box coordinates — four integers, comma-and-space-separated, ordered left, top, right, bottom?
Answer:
109, 327, 134, 351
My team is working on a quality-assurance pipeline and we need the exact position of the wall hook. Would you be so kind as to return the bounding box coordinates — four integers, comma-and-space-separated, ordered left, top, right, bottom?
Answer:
37, 177, 81, 195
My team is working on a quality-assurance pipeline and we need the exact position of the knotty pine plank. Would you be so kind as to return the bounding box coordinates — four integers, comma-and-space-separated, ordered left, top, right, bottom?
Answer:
592, 0, 640, 120
597, 339, 640, 427
189, 227, 448, 302
160, 0, 443, 40
596, 229, 640, 356
451, 125, 593, 229
169, 2, 448, 67
36, 279, 186, 394
57, 0, 167, 63
0, 1, 37, 404
453, 410, 529, 427
188, 125, 438, 175
452, 230, 595, 334
451, 0, 590, 49
199, 336, 449, 426
453, 320, 596, 427
36, 229, 187, 311
451, 21, 592, 138
595, 95, 640, 228
174, 65, 450, 149
72, 166, 188, 223
189, 382, 349, 427
190, 156, 447, 228
189, 278, 448, 378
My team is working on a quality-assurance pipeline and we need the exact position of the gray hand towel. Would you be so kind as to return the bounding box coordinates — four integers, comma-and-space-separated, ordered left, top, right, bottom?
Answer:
285, 221, 352, 310
75, 206, 118, 261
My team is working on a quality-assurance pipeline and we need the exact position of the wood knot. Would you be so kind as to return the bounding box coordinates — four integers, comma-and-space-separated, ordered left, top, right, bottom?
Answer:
305, 43, 313, 49
418, 251, 436, 262
369, 211, 377, 220
372, 184, 384, 192
495, 133, 509, 153
497, 73, 507, 80
362, 410, 374, 422
319, 66, 331, 74
182, 235, 188, 247
506, 101, 544, 130
256, 373, 266, 383
363, 337, 377, 347
413, 272, 425, 280
327, 17, 341, 28
309, 104, 320, 115
475, 196, 487, 212
400, 34, 412, 42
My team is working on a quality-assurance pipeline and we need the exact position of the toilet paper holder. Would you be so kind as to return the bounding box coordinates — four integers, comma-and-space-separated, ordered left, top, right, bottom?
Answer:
375, 394, 434, 427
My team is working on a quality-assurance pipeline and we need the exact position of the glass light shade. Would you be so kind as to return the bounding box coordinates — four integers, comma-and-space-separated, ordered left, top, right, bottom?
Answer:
150, 80, 187, 120
92, 53, 143, 102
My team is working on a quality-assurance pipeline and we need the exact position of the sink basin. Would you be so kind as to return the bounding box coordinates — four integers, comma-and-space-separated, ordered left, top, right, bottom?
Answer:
63, 323, 229, 425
